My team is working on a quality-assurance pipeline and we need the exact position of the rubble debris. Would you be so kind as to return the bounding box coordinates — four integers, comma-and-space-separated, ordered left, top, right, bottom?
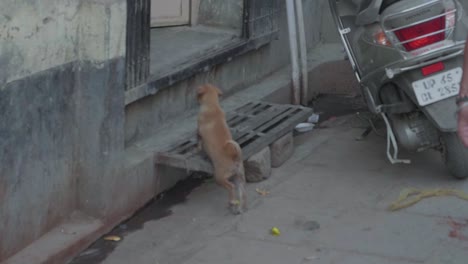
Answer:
256, 188, 270, 196
103, 235, 122, 242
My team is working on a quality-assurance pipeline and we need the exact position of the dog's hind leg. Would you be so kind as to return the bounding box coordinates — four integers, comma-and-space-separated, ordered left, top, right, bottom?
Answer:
216, 173, 244, 215
235, 181, 247, 212
232, 170, 247, 213
215, 174, 235, 202
228, 165, 247, 214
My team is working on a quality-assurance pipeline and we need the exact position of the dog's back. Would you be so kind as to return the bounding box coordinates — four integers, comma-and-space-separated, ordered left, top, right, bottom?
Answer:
197, 85, 234, 163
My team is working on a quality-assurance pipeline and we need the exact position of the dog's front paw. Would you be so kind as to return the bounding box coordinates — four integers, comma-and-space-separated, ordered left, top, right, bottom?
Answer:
229, 200, 244, 215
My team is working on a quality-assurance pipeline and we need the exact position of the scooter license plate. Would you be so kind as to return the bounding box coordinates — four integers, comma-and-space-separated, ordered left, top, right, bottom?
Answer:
412, 67, 463, 107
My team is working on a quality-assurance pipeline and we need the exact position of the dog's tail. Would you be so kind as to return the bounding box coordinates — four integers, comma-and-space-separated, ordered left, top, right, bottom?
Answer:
224, 140, 242, 162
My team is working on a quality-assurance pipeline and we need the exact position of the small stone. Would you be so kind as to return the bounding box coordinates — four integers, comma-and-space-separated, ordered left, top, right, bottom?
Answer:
270, 133, 294, 168
295, 217, 320, 231
304, 256, 319, 261
244, 147, 272, 182
303, 221, 320, 231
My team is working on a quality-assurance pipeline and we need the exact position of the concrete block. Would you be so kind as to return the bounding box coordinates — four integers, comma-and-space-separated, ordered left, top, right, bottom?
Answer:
244, 147, 272, 182
270, 133, 294, 168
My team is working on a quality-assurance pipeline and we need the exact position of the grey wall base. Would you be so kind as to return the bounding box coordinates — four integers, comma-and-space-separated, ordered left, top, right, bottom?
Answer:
0, 58, 127, 261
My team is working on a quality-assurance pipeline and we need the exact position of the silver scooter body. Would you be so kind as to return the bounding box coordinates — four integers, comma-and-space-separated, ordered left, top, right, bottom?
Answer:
329, 0, 468, 178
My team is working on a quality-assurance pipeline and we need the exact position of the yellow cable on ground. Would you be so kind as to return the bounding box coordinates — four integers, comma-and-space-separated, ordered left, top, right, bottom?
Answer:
388, 188, 468, 211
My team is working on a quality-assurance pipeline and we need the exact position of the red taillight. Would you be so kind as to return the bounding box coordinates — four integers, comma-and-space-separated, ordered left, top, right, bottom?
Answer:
394, 16, 446, 51
421, 62, 445, 76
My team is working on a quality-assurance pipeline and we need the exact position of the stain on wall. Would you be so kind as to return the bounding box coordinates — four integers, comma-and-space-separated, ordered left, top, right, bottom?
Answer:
0, 62, 79, 259
75, 59, 126, 218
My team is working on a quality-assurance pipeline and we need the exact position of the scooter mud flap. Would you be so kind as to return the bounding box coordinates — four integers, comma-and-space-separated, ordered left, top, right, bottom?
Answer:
421, 97, 458, 133
381, 113, 411, 165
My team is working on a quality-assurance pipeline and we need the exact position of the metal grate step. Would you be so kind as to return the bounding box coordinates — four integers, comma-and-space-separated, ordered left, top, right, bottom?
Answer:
155, 101, 313, 174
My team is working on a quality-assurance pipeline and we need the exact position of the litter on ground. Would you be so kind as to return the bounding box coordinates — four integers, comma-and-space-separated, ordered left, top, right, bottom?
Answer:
295, 123, 315, 133
270, 227, 281, 236
307, 113, 320, 124
103, 235, 122, 242
388, 188, 468, 211
255, 188, 270, 196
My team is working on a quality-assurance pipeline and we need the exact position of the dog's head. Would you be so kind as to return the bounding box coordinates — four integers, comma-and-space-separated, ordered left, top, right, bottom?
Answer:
196, 84, 223, 103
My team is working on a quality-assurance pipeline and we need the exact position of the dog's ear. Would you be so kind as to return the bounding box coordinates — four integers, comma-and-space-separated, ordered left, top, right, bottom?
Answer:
214, 86, 223, 96
197, 85, 207, 97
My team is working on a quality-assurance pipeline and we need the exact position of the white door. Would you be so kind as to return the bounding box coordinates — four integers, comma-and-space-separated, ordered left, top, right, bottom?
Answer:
151, 0, 190, 27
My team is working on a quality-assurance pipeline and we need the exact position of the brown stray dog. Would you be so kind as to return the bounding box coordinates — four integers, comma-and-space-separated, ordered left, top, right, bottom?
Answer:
196, 84, 247, 214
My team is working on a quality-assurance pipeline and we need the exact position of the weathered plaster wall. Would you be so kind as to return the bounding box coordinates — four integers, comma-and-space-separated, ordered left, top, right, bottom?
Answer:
0, 0, 126, 260
75, 59, 126, 219
74, 0, 127, 219
198, 0, 244, 33
78, 0, 126, 62
0, 0, 126, 85
0, 62, 79, 260
320, 0, 341, 43
0, 0, 80, 85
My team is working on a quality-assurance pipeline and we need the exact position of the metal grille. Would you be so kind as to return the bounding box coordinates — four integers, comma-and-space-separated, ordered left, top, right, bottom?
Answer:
126, 0, 150, 90
156, 101, 313, 174
245, 0, 281, 45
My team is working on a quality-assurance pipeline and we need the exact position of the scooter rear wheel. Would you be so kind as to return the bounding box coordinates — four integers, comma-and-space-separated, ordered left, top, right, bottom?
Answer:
442, 132, 468, 179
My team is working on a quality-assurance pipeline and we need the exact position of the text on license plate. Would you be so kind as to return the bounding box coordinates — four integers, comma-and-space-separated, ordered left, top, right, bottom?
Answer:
412, 67, 463, 107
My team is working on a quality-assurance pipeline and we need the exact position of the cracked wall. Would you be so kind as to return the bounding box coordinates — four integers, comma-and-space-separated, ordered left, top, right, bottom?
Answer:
0, 0, 126, 85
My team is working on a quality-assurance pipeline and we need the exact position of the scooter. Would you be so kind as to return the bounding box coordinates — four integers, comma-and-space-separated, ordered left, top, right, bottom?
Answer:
329, 0, 468, 179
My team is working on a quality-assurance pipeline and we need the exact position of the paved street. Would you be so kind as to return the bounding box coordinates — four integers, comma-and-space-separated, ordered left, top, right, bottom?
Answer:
73, 114, 468, 264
